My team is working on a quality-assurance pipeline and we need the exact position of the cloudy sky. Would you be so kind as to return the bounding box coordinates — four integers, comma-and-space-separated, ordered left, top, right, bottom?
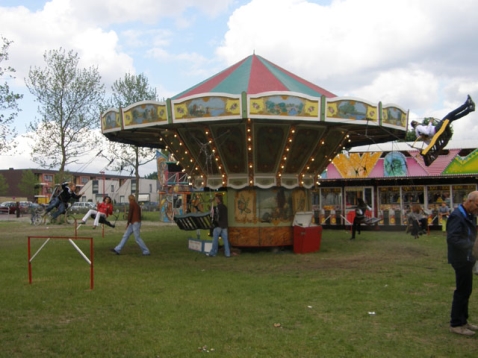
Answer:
1, 0, 477, 176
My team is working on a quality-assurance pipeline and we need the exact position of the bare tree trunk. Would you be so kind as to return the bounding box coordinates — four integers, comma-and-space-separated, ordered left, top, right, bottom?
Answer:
135, 146, 140, 198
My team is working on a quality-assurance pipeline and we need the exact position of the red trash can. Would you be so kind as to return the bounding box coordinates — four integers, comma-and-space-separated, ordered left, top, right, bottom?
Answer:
292, 211, 322, 254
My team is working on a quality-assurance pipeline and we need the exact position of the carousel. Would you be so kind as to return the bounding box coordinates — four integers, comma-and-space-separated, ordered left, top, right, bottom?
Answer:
101, 54, 409, 247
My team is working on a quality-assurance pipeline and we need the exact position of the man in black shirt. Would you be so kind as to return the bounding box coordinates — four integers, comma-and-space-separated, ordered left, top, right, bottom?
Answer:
207, 194, 232, 257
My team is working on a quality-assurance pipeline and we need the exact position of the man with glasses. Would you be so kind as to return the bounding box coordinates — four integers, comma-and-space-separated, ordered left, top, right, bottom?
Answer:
447, 191, 478, 336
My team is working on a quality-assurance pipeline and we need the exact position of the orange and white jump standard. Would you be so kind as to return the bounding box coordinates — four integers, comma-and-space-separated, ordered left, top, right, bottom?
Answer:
27, 235, 94, 289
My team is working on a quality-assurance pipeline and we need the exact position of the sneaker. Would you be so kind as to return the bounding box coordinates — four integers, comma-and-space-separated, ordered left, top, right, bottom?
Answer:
466, 323, 478, 331
467, 95, 475, 112
92, 225, 97, 229
205, 253, 216, 257
110, 249, 120, 255
450, 325, 475, 336
111, 224, 115, 228
79, 221, 86, 225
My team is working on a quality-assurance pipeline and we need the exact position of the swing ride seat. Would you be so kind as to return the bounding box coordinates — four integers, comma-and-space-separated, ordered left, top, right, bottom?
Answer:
89, 213, 118, 225
420, 119, 452, 166
174, 212, 214, 231
364, 217, 381, 225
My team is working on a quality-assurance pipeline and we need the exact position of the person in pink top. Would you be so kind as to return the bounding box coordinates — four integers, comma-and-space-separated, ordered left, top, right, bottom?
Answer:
80, 196, 115, 229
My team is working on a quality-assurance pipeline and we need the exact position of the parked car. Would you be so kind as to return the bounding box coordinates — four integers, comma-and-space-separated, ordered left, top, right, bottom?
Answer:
70, 202, 96, 212
0, 202, 18, 214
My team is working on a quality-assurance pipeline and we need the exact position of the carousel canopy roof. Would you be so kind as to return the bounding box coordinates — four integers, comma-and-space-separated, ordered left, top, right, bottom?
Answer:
172, 54, 336, 99
102, 54, 408, 190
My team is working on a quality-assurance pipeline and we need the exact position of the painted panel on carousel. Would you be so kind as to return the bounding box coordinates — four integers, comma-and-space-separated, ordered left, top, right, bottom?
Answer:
188, 192, 217, 214
332, 152, 382, 178
101, 109, 122, 133
157, 154, 168, 187
172, 94, 241, 122
123, 101, 168, 129
443, 148, 478, 174
383, 152, 408, 177
381, 104, 407, 129
248, 92, 320, 119
326, 98, 378, 123
159, 193, 185, 223
234, 189, 256, 224
257, 188, 294, 225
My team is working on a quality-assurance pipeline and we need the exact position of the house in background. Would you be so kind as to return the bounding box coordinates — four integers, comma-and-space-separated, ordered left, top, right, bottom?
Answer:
0, 168, 157, 205
80, 177, 159, 204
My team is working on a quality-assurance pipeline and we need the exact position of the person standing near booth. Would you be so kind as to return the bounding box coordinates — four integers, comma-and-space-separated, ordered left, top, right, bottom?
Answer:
350, 198, 371, 240
439, 202, 450, 233
207, 194, 232, 257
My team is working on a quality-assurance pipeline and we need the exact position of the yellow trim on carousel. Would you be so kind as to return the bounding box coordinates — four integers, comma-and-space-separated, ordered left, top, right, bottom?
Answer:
421, 119, 450, 156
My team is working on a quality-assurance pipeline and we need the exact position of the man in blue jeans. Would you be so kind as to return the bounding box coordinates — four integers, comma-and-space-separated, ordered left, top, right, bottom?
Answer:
44, 182, 82, 220
411, 95, 475, 144
207, 194, 232, 258
111, 195, 150, 256
447, 191, 478, 336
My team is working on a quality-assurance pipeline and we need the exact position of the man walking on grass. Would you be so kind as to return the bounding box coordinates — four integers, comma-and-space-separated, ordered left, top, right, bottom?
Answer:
111, 194, 150, 256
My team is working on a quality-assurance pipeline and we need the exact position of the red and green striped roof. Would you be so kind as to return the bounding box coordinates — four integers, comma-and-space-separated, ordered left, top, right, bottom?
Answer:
172, 54, 336, 100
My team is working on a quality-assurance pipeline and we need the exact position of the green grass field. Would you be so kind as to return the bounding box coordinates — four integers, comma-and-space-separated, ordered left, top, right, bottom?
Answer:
0, 216, 476, 357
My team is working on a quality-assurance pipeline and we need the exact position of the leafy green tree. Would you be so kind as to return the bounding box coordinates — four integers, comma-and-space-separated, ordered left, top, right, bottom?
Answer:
104, 73, 158, 197
0, 173, 8, 195
25, 48, 105, 172
404, 129, 416, 142
0, 37, 23, 154
18, 169, 37, 200
144, 172, 158, 180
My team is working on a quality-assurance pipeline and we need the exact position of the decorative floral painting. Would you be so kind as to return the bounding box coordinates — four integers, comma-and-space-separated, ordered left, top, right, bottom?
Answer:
249, 95, 319, 117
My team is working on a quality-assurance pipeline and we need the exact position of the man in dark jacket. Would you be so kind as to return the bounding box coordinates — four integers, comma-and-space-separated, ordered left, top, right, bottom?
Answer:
350, 198, 371, 240
447, 191, 478, 336
206, 194, 232, 257
44, 182, 82, 220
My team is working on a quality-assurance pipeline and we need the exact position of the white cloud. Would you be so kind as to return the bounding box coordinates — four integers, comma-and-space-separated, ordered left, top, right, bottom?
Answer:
215, 0, 478, 138
0, 3, 134, 87
68, 0, 236, 25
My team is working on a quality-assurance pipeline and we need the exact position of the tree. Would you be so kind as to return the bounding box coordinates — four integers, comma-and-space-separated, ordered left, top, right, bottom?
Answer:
104, 73, 158, 197
25, 48, 105, 172
144, 171, 158, 180
0, 173, 8, 195
18, 169, 37, 200
0, 37, 22, 154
